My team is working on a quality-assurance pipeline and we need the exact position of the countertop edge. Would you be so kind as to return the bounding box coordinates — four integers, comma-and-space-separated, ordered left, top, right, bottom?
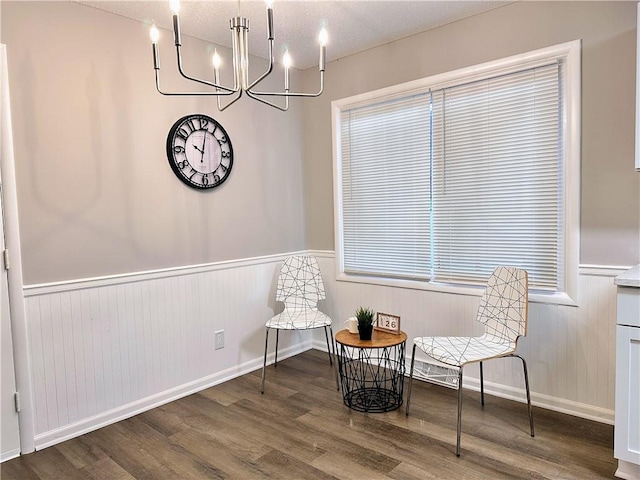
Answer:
615, 264, 640, 288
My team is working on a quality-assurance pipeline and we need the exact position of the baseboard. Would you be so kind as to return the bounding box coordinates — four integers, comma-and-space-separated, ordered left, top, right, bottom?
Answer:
0, 448, 20, 463
33, 341, 313, 451
462, 375, 615, 425
614, 460, 640, 479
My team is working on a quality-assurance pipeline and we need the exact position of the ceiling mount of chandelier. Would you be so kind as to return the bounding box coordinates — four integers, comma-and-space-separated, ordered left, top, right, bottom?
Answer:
149, 0, 327, 111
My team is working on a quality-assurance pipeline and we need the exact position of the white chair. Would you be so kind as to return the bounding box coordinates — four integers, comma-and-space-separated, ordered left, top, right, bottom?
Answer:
261, 255, 337, 393
405, 266, 534, 456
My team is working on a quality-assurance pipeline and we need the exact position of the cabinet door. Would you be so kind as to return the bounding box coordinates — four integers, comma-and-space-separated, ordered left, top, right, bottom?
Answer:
615, 325, 640, 464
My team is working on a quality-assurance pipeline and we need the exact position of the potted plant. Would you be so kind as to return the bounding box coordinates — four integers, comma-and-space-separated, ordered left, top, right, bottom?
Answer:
355, 306, 375, 340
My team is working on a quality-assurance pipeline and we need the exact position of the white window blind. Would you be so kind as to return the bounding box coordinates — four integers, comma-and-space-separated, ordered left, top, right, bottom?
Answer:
431, 64, 562, 290
340, 94, 431, 279
337, 58, 568, 293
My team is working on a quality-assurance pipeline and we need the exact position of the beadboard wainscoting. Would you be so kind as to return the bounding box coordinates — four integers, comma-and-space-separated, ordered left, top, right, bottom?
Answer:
312, 252, 621, 424
20, 251, 623, 450
23, 253, 315, 450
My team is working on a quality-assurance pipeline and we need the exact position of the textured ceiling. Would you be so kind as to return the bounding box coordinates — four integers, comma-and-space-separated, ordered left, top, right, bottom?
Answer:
80, 0, 510, 69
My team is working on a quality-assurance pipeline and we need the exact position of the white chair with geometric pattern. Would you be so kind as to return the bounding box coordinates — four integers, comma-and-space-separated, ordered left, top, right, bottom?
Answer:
261, 255, 337, 393
405, 266, 534, 456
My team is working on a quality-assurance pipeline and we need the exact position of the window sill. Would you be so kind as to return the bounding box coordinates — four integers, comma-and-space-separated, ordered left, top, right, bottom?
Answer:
335, 272, 578, 307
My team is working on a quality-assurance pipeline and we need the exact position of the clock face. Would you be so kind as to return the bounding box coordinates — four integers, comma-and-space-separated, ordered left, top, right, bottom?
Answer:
166, 114, 233, 190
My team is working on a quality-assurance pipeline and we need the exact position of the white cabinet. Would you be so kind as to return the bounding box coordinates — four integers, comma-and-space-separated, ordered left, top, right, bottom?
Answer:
614, 267, 640, 479
615, 324, 640, 473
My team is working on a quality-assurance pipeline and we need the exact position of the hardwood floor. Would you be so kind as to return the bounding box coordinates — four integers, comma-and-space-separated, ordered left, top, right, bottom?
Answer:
2, 350, 616, 479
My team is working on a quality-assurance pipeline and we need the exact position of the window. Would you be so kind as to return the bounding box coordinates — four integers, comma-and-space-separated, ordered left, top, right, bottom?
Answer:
332, 41, 580, 304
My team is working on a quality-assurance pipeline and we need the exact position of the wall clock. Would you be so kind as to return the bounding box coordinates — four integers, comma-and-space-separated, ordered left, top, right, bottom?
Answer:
166, 114, 233, 190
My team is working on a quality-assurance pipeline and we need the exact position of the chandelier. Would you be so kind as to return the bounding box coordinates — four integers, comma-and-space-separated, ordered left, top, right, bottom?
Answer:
149, 0, 327, 111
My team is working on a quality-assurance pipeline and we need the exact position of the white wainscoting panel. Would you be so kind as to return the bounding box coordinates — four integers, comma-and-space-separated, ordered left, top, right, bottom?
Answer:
314, 252, 620, 423
20, 251, 622, 450
24, 253, 313, 449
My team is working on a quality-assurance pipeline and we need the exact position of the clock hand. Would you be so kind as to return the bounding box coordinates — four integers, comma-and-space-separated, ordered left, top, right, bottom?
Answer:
193, 145, 204, 154
200, 132, 207, 163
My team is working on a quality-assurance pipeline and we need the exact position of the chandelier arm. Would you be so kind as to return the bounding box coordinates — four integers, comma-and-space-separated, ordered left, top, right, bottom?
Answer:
245, 89, 289, 111
217, 89, 245, 111
248, 72, 324, 98
175, 45, 238, 93
246, 40, 275, 91
154, 69, 237, 96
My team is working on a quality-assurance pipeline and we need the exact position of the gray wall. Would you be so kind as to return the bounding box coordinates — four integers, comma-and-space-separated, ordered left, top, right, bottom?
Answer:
302, 1, 640, 267
2, 1, 306, 285
3, 1, 639, 286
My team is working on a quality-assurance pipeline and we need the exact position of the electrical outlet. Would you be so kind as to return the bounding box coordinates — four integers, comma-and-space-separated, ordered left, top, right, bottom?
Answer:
214, 330, 225, 350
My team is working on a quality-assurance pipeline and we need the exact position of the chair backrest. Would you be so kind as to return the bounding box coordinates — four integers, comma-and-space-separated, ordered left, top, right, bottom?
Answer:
476, 266, 529, 345
276, 255, 326, 310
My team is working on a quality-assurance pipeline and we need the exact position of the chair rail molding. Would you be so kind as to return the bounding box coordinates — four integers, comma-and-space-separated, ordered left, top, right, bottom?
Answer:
24, 250, 310, 296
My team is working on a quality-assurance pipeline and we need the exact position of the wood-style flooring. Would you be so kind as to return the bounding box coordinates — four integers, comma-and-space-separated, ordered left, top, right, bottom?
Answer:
2, 350, 616, 479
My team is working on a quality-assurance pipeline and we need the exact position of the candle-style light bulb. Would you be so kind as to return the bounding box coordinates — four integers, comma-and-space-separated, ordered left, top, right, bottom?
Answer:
212, 49, 221, 88
283, 50, 291, 91
318, 27, 327, 71
318, 27, 328, 47
283, 50, 292, 69
265, 0, 274, 40
150, 25, 160, 44
170, 0, 182, 45
150, 25, 160, 70
212, 50, 222, 70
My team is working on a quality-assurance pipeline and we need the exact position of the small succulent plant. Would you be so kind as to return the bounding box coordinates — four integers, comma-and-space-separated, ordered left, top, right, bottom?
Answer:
355, 306, 375, 328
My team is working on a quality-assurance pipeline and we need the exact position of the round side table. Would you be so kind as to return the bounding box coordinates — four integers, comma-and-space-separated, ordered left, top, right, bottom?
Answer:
335, 329, 407, 413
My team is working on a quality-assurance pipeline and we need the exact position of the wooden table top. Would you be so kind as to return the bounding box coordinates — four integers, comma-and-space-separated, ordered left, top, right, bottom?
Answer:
335, 329, 407, 348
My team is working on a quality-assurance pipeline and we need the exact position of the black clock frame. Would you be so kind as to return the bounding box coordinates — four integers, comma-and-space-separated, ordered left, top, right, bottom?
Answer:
166, 114, 234, 190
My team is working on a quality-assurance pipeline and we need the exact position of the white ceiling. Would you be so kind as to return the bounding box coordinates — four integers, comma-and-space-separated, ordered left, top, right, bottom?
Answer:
80, 0, 510, 69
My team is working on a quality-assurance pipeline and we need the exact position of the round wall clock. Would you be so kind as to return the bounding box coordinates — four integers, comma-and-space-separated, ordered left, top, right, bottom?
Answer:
166, 114, 233, 190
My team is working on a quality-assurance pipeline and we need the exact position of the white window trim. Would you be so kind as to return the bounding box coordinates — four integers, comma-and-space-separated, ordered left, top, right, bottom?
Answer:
332, 40, 581, 307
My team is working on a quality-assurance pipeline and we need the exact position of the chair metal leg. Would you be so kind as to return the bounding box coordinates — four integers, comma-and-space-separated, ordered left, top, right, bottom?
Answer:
323, 326, 333, 366
261, 328, 270, 394
274, 330, 280, 367
405, 344, 417, 416
480, 361, 485, 406
328, 325, 340, 390
511, 354, 535, 437
456, 367, 463, 457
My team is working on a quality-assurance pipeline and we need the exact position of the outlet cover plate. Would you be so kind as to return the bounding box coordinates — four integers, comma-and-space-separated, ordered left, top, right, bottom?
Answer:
214, 330, 224, 350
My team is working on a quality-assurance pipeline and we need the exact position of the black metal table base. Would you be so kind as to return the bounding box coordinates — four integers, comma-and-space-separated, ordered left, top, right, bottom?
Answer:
338, 342, 406, 413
